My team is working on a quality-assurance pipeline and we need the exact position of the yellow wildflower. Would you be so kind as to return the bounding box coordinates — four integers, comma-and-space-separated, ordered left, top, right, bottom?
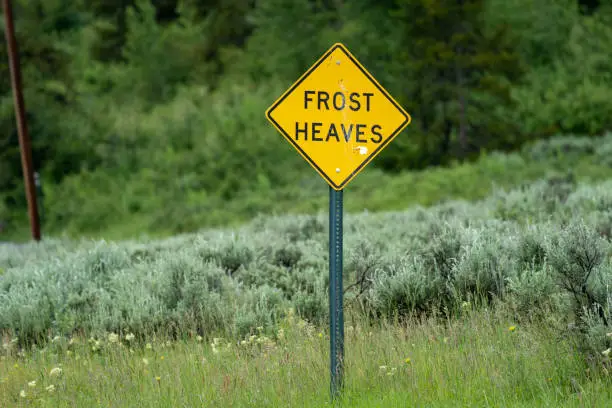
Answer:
405, 357, 411, 364
508, 326, 516, 332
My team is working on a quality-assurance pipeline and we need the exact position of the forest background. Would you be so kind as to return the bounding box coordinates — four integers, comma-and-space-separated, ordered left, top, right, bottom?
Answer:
1, 0, 611, 241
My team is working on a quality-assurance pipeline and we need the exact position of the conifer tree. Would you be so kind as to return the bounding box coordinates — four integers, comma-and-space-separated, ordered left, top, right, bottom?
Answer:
386, 0, 524, 169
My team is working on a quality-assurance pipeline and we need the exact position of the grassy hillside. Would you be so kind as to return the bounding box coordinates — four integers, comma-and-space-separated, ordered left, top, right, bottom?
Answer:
4, 132, 612, 242
2, 134, 612, 406
2, 134, 611, 350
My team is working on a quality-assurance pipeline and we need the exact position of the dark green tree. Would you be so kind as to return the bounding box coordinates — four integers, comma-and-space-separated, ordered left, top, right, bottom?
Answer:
381, 0, 525, 170
1, 0, 89, 219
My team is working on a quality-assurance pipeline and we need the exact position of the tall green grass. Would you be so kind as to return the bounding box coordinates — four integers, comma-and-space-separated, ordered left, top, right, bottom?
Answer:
1, 307, 610, 407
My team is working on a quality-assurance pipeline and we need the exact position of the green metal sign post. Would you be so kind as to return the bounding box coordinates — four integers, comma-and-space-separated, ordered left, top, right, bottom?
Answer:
265, 43, 411, 401
328, 187, 344, 398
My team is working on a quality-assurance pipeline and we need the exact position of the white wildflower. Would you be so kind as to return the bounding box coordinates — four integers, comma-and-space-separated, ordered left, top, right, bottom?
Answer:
50, 367, 62, 377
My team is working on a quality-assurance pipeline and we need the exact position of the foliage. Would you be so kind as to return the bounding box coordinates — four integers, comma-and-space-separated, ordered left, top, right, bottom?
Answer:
2, 171, 612, 369
509, 8, 612, 137
0, 132, 611, 241
2, 0, 612, 238
386, 0, 524, 169
2, 308, 611, 407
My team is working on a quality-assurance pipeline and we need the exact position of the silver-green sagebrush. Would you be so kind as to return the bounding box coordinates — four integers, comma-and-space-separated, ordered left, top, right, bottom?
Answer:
1, 173, 612, 379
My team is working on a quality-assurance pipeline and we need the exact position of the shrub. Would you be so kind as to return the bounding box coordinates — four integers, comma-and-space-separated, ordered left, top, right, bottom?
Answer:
365, 257, 440, 319
2, 175, 612, 366
545, 222, 612, 362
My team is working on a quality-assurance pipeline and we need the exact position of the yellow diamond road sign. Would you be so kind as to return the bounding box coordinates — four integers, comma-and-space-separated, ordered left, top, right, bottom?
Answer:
265, 43, 411, 190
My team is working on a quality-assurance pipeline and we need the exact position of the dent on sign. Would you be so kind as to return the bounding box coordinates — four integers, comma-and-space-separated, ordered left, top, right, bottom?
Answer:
265, 43, 411, 190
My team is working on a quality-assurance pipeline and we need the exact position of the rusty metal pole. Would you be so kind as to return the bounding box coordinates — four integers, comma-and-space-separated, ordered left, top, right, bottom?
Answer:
2, 0, 41, 241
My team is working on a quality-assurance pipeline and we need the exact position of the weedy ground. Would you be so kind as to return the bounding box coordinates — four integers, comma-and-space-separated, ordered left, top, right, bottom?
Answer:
1, 307, 610, 408
2, 136, 612, 406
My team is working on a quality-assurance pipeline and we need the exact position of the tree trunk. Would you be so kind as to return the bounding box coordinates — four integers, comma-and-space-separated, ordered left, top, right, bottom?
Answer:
455, 51, 468, 157
455, 0, 468, 158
